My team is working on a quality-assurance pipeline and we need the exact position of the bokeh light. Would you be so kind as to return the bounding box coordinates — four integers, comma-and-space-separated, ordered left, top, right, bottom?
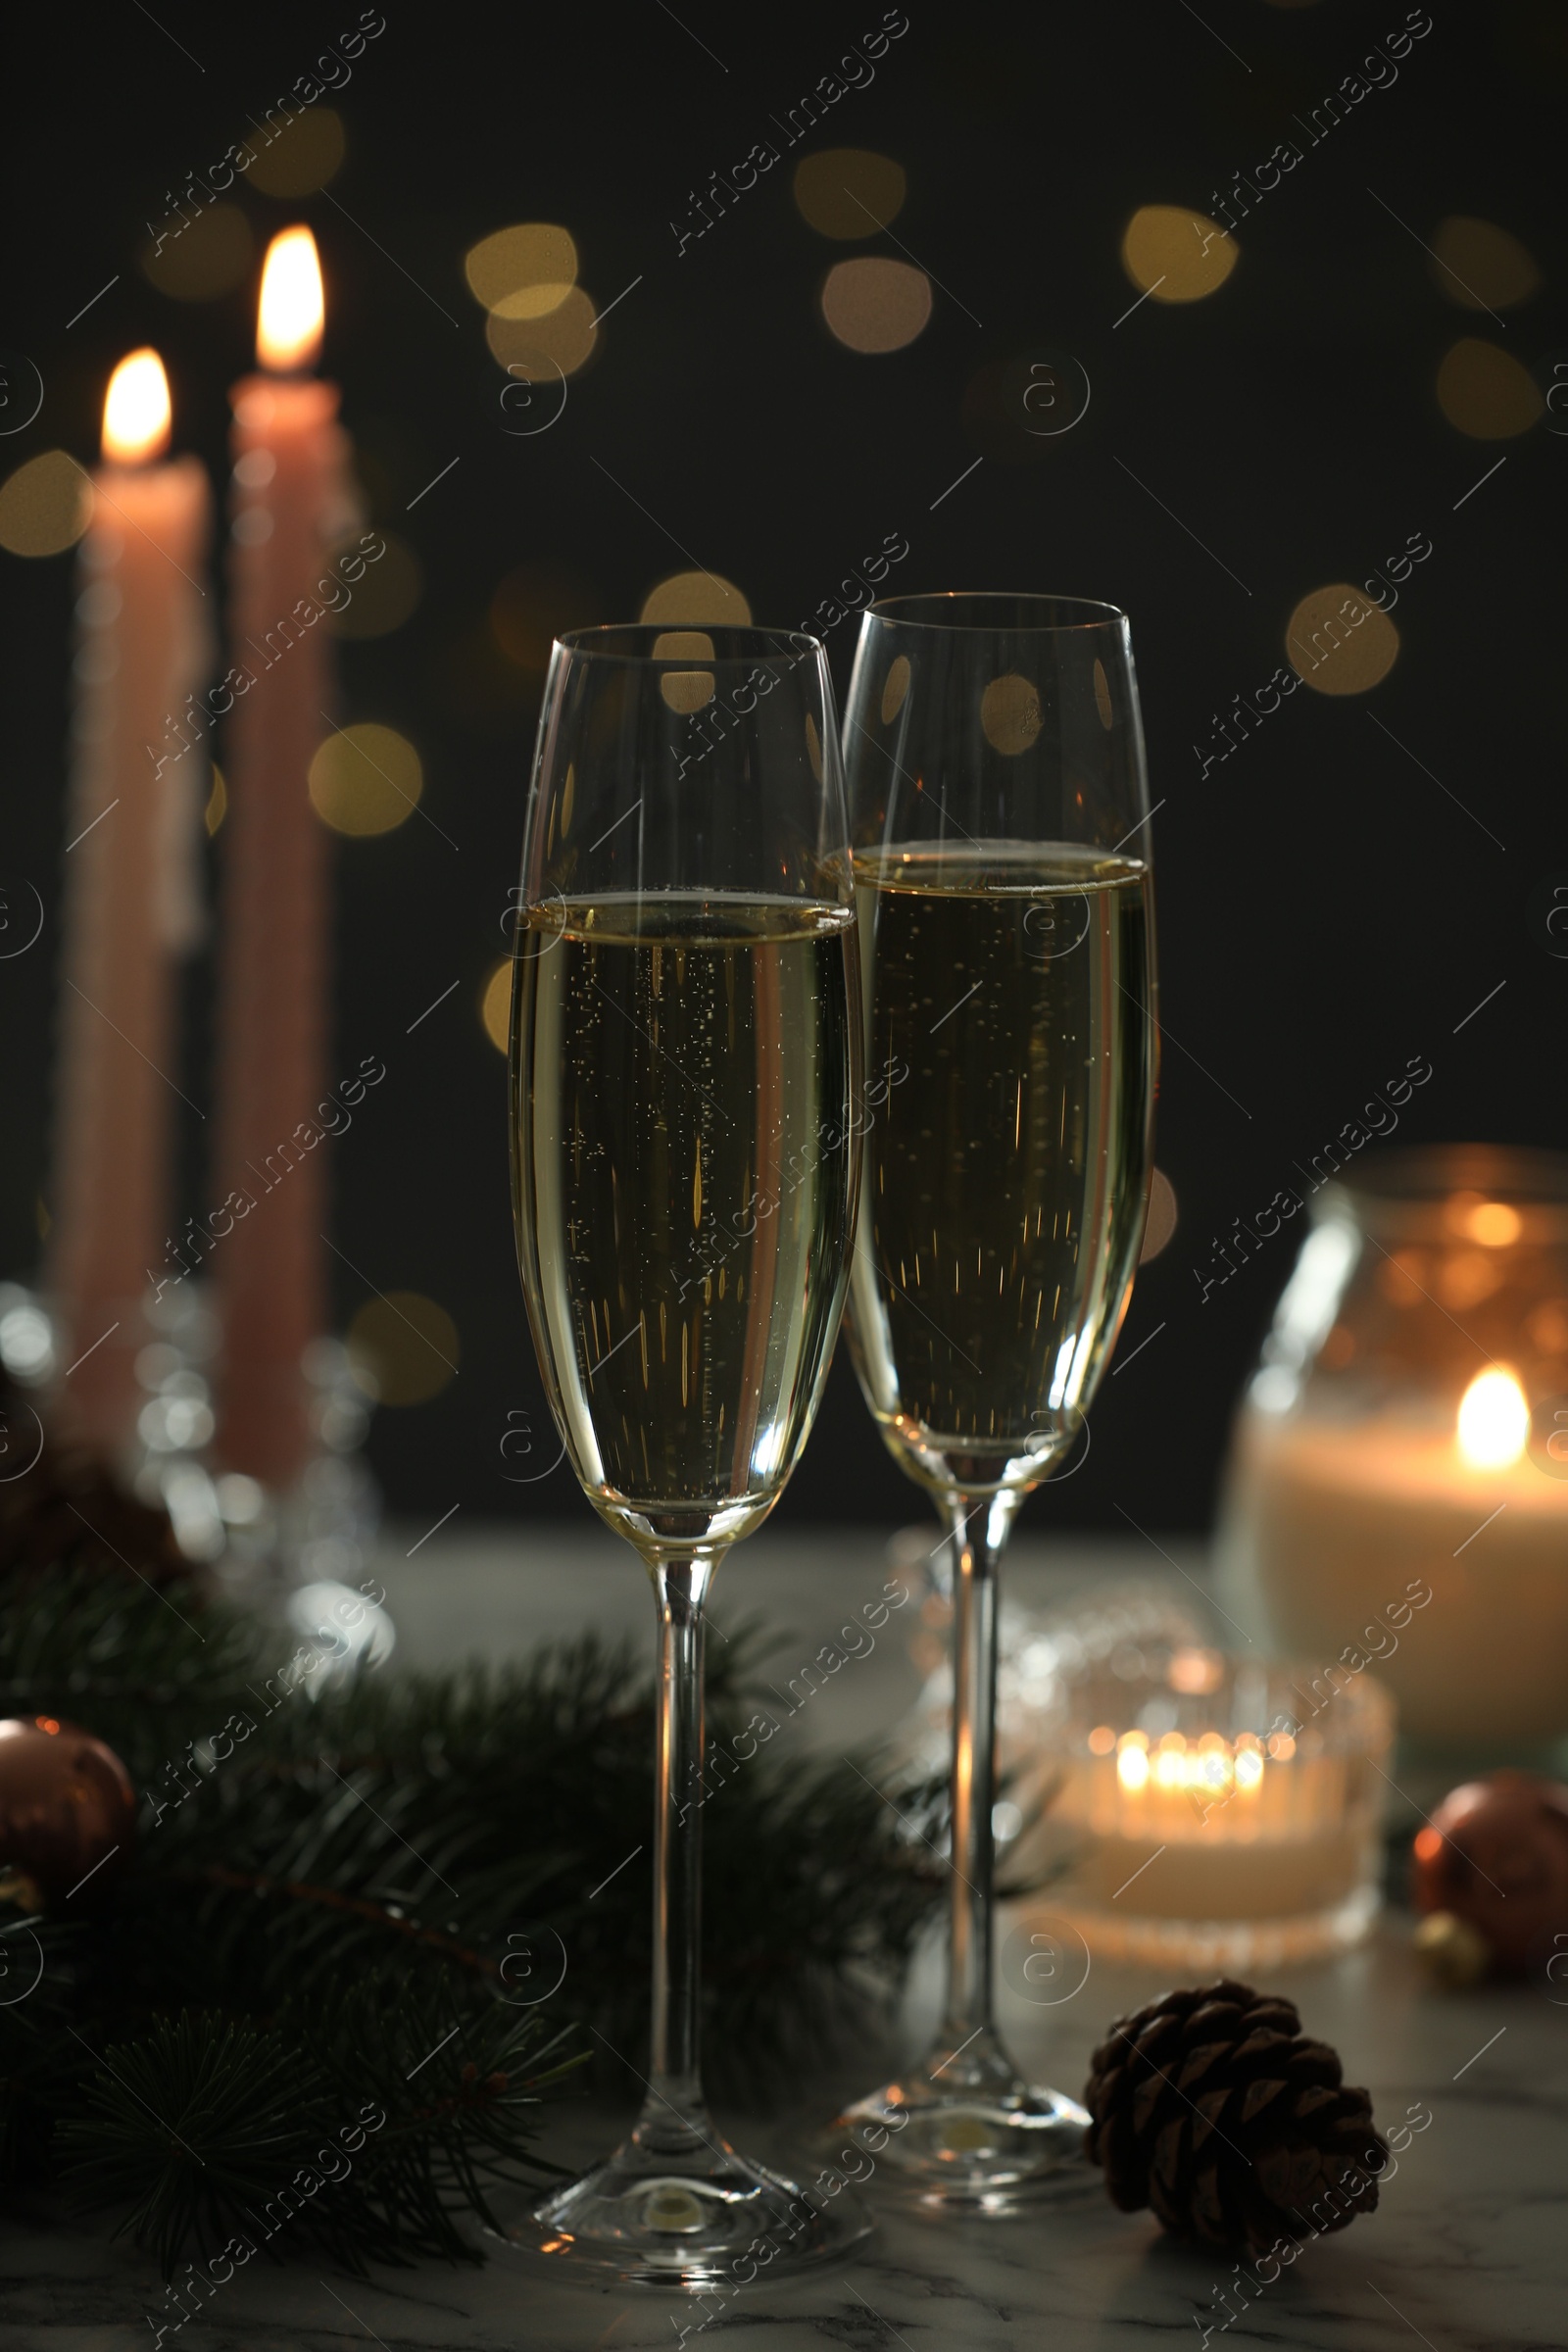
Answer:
1436, 337, 1543, 438
347, 1292, 459, 1406
652, 630, 714, 662
245, 109, 346, 197
485, 287, 598, 377
660, 674, 714, 713
820, 257, 931, 352
655, 630, 716, 711
480, 960, 512, 1054
308, 722, 423, 834
794, 148, 906, 239
205, 765, 227, 836
880, 655, 910, 724
980, 673, 1043, 755
466, 223, 578, 318
0, 451, 90, 557
879, 659, 911, 719
1285, 585, 1399, 697
1429, 217, 1541, 311
1141, 1169, 1178, 1262
139, 202, 254, 300
1120, 205, 1238, 302
639, 572, 751, 626
322, 529, 422, 639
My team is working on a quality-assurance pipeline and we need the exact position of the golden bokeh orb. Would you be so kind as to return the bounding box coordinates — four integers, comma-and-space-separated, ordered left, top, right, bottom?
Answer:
1120, 205, 1238, 302
794, 148, 907, 239
480, 960, 512, 1054
322, 530, 422, 640
640, 572, 751, 626
820, 257, 932, 352
653, 627, 716, 710
0, 451, 90, 557
660, 672, 715, 713
140, 202, 255, 300
485, 287, 598, 378
308, 722, 423, 835
1141, 1169, 1178, 1263
245, 109, 346, 197
880, 655, 911, 725
1429, 217, 1541, 311
1285, 585, 1399, 697
347, 1293, 460, 1407
980, 673, 1044, 755
466, 223, 578, 318
1436, 337, 1543, 439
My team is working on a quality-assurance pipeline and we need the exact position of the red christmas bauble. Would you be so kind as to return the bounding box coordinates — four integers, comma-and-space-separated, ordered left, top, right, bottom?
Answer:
0, 1716, 135, 1908
1411, 1770, 1568, 1975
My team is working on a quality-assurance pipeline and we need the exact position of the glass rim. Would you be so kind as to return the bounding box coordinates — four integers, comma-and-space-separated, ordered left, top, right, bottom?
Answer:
551, 621, 825, 667
862, 591, 1129, 633
1313, 1143, 1568, 1243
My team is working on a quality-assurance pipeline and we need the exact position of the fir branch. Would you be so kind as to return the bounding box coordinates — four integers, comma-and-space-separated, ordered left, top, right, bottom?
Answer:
61, 1985, 579, 2275
0, 1561, 943, 2273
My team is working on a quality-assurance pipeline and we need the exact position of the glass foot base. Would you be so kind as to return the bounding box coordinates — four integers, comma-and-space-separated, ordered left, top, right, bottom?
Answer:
492, 2135, 872, 2287
833, 2068, 1090, 2204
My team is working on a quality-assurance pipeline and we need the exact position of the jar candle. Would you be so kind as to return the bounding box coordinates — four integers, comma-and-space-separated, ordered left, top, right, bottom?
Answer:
1219, 1148, 1568, 1748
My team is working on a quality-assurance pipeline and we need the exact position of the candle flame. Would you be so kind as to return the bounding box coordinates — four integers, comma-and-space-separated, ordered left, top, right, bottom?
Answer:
102, 349, 171, 465
258, 226, 324, 371
1457, 1365, 1529, 1470
1108, 1721, 1271, 1819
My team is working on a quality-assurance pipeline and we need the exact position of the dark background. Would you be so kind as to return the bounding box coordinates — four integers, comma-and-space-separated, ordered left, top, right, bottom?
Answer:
3, 1, 1565, 1533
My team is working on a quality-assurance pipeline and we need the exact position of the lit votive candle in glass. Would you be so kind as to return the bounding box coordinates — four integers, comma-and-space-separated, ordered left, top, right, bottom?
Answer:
1022, 1644, 1393, 1971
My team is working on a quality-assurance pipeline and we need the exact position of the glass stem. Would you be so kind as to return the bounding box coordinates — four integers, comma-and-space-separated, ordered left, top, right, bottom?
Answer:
634, 1555, 717, 2158
934, 1491, 1021, 2087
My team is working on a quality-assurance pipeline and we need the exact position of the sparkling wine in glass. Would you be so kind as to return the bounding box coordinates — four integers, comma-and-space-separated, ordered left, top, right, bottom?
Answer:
507, 624, 867, 2282
834, 594, 1157, 2197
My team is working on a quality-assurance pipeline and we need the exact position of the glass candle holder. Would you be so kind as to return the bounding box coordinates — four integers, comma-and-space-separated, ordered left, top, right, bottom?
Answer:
1028, 1642, 1393, 1971
1218, 1147, 1568, 1754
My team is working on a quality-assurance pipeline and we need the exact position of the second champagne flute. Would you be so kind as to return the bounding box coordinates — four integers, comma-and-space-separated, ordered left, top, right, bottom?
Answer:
508, 624, 866, 2283
834, 593, 1158, 2197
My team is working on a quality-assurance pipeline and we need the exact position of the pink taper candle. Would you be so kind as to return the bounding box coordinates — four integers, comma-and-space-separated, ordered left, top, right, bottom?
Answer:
212, 227, 358, 1487
49, 350, 210, 1457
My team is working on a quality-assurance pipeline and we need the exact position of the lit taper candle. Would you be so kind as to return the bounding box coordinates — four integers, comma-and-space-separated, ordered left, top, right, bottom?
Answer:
50, 350, 210, 1457
212, 227, 360, 1487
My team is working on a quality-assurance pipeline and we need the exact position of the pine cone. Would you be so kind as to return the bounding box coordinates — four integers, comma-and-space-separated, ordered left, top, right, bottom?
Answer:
1083, 1979, 1388, 2253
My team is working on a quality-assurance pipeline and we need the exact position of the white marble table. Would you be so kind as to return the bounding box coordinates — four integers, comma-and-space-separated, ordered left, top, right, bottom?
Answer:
12, 1527, 1561, 2350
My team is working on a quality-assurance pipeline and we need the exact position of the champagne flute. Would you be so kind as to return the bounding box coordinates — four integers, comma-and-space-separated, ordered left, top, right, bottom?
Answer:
834, 594, 1157, 2197
507, 623, 867, 2283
